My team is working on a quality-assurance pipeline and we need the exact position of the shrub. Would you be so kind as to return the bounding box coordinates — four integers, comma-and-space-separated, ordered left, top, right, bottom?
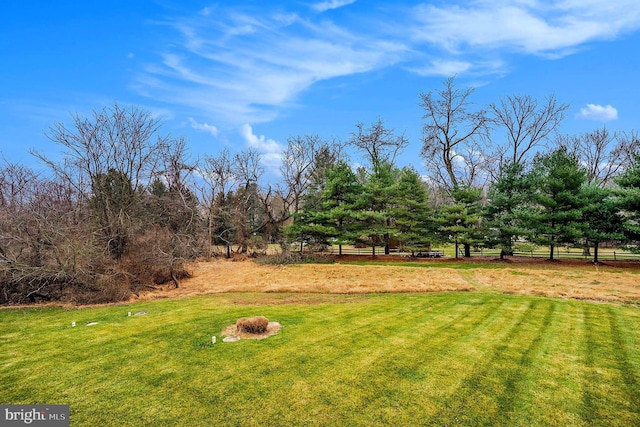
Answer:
256, 252, 335, 265
236, 316, 269, 334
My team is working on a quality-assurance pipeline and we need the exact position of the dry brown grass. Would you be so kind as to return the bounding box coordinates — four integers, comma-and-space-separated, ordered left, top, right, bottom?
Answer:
138, 259, 473, 300
236, 316, 269, 333
136, 258, 640, 305
469, 267, 640, 303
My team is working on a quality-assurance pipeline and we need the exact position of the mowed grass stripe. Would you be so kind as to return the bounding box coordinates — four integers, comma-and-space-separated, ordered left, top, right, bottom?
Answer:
1, 293, 640, 426
606, 307, 640, 417
427, 299, 550, 425
581, 305, 640, 426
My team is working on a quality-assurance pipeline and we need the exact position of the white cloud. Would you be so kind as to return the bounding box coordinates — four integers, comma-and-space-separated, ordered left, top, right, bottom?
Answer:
134, 2, 640, 126
137, 8, 405, 125
239, 124, 284, 174
312, 0, 357, 13
239, 124, 284, 154
411, 1, 640, 57
577, 104, 619, 121
188, 117, 219, 136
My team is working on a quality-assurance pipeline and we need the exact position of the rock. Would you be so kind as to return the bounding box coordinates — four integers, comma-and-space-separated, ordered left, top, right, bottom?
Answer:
133, 311, 148, 316
223, 335, 241, 342
86, 322, 99, 326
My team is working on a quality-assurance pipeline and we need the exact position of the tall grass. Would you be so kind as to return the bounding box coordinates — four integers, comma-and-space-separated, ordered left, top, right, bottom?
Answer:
1, 293, 639, 426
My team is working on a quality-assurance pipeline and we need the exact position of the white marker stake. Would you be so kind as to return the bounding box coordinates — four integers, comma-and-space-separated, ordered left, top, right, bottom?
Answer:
212, 336, 217, 344
72, 322, 76, 327
128, 312, 131, 317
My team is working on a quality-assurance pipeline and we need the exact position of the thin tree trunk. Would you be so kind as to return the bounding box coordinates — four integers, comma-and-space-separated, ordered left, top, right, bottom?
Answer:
207, 213, 213, 260
171, 270, 179, 289
455, 238, 459, 259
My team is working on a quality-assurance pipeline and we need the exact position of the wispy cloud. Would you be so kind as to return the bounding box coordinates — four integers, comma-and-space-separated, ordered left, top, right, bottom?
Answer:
135, 5, 406, 125
577, 104, 619, 121
188, 117, 218, 137
134, 2, 640, 128
411, 1, 640, 56
312, 0, 357, 13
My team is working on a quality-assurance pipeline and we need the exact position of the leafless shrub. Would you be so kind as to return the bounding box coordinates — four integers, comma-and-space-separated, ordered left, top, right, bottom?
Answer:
236, 316, 269, 334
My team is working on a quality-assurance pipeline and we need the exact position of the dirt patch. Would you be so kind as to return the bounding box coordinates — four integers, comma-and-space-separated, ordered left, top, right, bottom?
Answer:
221, 321, 282, 341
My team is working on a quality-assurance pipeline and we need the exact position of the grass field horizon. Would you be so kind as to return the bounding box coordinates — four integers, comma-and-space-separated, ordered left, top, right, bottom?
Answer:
2, 259, 640, 426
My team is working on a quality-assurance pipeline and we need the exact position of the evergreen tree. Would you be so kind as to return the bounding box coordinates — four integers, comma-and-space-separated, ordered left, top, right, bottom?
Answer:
524, 148, 587, 260
437, 186, 483, 258
356, 162, 397, 256
484, 162, 530, 259
615, 155, 640, 249
581, 185, 626, 263
390, 168, 438, 254
285, 161, 363, 255
322, 162, 364, 255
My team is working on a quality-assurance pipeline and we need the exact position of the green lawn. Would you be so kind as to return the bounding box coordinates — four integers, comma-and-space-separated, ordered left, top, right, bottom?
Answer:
1, 292, 640, 426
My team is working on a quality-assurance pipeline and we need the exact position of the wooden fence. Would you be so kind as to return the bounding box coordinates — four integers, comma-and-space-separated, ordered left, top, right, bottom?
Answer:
321, 246, 640, 261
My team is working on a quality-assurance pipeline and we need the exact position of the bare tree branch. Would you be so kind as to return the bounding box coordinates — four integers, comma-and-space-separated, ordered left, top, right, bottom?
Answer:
420, 76, 491, 190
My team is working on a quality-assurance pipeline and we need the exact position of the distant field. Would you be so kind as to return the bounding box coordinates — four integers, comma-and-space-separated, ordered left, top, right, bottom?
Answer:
142, 258, 640, 305
1, 292, 640, 426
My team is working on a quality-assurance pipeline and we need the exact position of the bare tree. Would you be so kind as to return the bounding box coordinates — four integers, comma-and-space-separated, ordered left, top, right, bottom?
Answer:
232, 149, 265, 253
148, 138, 201, 287
349, 118, 407, 175
490, 94, 569, 169
244, 135, 344, 250
33, 103, 170, 259
281, 134, 344, 214
0, 160, 95, 303
420, 76, 491, 190
199, 149, 236, 257
234, 148, 264, 189
558, 128, 639, 187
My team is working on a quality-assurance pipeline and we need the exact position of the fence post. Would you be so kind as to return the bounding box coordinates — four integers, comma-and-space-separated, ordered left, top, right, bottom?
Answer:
614, 251, 616, 261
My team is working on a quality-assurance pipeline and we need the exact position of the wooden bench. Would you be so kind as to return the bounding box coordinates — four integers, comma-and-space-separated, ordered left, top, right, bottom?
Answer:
414, 250, 444, 258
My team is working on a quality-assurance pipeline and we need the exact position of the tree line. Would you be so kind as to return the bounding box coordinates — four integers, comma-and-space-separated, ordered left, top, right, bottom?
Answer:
1, 78, 639, 304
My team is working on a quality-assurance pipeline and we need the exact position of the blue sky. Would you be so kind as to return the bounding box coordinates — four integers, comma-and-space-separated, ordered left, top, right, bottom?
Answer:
2, 0, 640, 180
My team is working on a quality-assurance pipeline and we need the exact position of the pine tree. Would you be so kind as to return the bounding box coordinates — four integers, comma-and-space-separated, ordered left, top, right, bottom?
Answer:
321, 162, 364, 254
524, 148, 587, 260
356, 162, 397, 256
615, 155, 640, 250
484, 162, 530, 259
438, 186, 483, 258
581, 185, 625, 263
390, 168, 438, 254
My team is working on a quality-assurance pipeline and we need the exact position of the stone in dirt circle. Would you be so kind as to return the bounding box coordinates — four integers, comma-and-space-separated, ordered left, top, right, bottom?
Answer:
223, 335, 241, 342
